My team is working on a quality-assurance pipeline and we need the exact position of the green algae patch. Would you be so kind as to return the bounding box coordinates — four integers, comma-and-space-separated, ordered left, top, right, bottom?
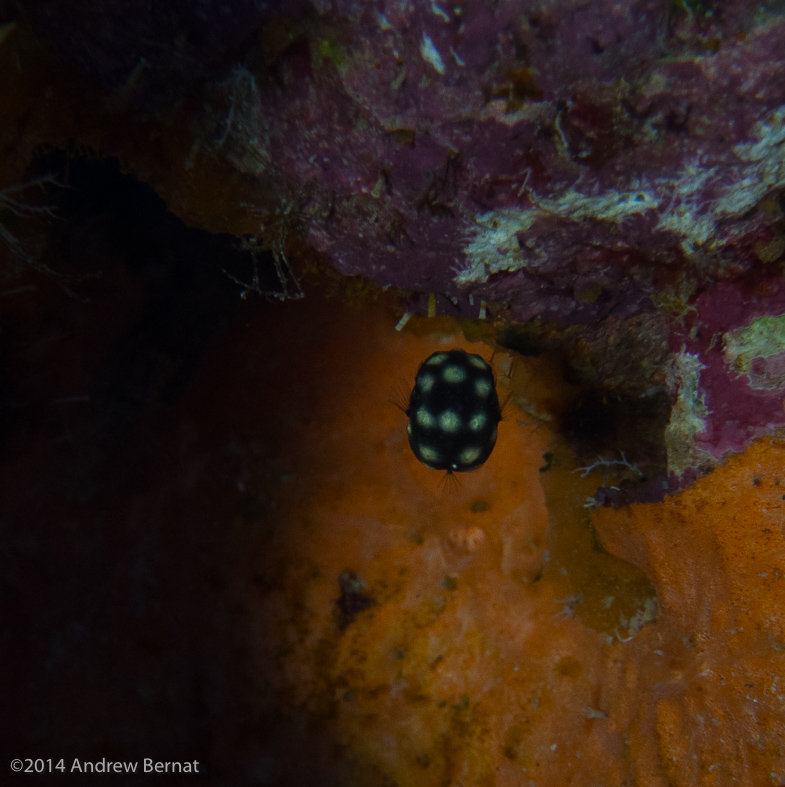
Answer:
724, 313, 785, 390
665, 349, 713, 477
725, 313, 785, 360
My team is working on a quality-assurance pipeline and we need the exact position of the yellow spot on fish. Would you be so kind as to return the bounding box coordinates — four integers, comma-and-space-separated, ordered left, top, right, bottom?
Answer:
419, 373, 435, 392
439, 411, 461, 432
459, 446, 482, 465
475, 379, 492, 398
469, 412, 486, 430
420, 446, 441, 464
417, 408, 436, 427
443, 365, 467, 383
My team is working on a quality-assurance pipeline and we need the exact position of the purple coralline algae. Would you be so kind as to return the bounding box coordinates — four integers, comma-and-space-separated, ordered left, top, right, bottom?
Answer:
211, 2, 785, 320
212, 1, 785, 477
